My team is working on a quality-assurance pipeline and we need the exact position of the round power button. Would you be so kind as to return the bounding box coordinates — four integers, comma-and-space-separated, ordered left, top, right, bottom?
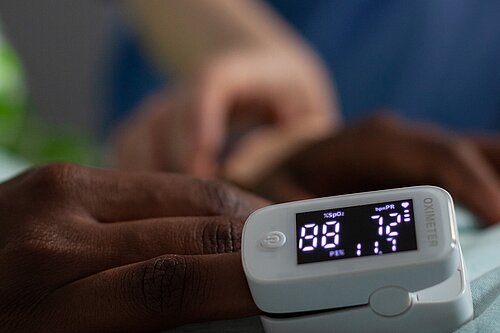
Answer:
260, 231, 287, 249
369, 287, 411, 317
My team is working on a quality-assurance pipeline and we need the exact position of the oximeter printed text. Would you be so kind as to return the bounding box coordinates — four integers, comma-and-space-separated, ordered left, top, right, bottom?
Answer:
296, 200, 418, 264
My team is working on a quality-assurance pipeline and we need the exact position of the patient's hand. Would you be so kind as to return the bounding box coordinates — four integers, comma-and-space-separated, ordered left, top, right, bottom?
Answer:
255, 114, 500, 225
0, 164, 266, 332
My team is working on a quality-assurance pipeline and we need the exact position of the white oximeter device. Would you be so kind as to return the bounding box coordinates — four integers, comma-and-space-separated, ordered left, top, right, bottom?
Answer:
242, 186, 473, 333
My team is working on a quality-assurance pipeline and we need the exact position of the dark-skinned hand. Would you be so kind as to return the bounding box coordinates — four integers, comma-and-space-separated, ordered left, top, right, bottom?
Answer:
254, 114, 500, 226
0, 164, 267, 332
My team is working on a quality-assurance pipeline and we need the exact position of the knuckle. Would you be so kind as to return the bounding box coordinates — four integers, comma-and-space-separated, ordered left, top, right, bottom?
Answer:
26, 163, 83, 196
198, 179, 244, 216
440, 137, 474, 161
138, 255, 206, 317
363, 112, 399, 129
430, 137, 477, 184
15, 223, 69, 261
196, 58, 228, 83
32, 163, 80, 182
196, 63, 218, 86
5, 225, 68, 286
200, 217, 243, 254
193, 62, 225, 95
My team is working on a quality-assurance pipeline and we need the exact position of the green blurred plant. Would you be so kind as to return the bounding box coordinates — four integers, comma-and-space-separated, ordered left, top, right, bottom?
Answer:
0, 34, 96, 166
0, 34, 25, 148
13, 116, 97, 165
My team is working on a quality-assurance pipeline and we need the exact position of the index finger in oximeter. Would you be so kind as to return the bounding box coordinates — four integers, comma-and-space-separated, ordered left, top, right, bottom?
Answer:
242, 186, 473, 333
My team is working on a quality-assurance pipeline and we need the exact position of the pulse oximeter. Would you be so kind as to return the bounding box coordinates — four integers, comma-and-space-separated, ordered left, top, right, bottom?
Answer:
242, 186, 473, 333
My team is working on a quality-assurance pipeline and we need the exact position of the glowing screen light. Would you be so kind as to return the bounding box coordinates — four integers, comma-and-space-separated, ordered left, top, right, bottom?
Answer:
296, 200, 417, 264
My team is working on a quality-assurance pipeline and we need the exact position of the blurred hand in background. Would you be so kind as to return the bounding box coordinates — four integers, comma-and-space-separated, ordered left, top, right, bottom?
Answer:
252, 113, 500, 226
112, 0, 339, 179
111, 1, 499, 226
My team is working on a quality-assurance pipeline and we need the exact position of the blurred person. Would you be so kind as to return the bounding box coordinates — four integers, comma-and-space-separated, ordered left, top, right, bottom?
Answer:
111, 0, 500, 225
110, 0, 340, 177
110, 0, 500, 136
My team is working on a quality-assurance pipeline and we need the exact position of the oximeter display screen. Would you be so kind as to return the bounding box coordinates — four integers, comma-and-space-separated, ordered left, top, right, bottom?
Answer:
296, 200, 417, 264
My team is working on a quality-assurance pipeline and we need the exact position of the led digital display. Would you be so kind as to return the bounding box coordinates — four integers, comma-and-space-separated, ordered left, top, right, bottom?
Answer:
296, 199, 417, 264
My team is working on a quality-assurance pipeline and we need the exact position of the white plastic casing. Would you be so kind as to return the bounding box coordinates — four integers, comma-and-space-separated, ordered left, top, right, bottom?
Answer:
260, 255, 473, 333
242, 186, 460, 313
